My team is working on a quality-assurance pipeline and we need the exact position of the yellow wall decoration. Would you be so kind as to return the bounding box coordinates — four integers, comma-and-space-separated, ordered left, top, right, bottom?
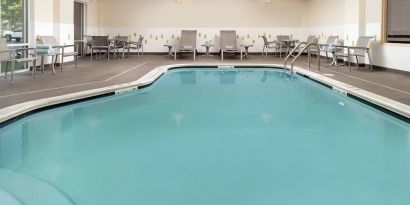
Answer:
161, 34, 164, 39
247, 34, 250, 39
252, 40, 255, 44
198, 33, 202, 37
172, 34, 175, 39
214, 35, 218, 39
155, 36, 158, 40
268, 34, 271, 38
144, 40, 148, 44
204, 34, 207, 39
134, 33, 137, 37
177, 36, 180, 40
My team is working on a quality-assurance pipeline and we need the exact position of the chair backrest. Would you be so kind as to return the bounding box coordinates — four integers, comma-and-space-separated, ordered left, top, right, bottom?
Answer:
306, 35, 318, 44
0, 38, 11, 61
136, 36, 144, 45
354, 36, 374, 55
114, 36, 128, 46
180, 30, 197, 49
114, 36, 128, 41
276, 35, 290, 46
277, 35, 290, 41
220, 30, 237, 48
84, 35, 92, 45
262, 35, 269, 45
39, 36, 58, 46
326, 35, 339, 44
91, 36, 109, 46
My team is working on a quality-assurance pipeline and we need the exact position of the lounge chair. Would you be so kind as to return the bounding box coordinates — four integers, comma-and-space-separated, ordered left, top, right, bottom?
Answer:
335, 36, 374, 71
90, 36, 114, 61
319, 35, 339, 61
220, 30, 242, 61
299, 35, 319, 55
84, 35, 92, 55
275, 35, 290, 58
174, 30, 197, 60
261, 35, 277, 57
39, 36, 78, 72
1, 37, 37, 84
113, 36, 129, 59
127, 36, 144, 58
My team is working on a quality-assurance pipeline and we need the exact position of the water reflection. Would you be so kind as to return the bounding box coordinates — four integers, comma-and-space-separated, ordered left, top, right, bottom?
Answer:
0, 122, 28, 169
180, 71, 197, 85
220, 71, 237, 84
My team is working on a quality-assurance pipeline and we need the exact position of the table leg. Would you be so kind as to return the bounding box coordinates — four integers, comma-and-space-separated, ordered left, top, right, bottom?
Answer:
51, 55, 56, 75
41, 56, 45, 73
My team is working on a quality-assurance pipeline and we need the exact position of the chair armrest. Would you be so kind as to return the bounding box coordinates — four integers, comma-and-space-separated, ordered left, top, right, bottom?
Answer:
15, 47, 37, 57
350, 46, 369, 50
334, 45, 350, 49
128, 41, 142, 46
63, 44, 76, 48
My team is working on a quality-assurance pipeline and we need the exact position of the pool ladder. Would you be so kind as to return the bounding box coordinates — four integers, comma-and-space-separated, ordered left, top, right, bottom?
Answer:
283, 42, 321, 74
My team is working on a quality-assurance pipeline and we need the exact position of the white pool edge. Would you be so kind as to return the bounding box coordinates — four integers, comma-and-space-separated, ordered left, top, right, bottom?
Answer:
0, 63, 409, 124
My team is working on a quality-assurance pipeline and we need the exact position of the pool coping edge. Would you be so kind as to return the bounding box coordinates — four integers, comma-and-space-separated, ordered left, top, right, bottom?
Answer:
0, 63, 409, 125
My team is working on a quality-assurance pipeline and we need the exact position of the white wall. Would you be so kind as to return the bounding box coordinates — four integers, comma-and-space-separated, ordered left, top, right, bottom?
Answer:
304, 0, 410, 72
96, 0, 309, 53
30, 0, 410, 71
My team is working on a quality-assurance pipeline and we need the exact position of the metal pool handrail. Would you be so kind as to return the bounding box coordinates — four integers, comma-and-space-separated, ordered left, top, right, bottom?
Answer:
284, 42, 321, 74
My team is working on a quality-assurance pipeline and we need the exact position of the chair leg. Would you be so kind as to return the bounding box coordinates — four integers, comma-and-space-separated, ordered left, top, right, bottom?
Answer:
4, 61, 9, 78
325, 52, 329, 62
240, 50, 243, 61
174, 50, 177, 60
41, 56, 45, 73
193, 50, 196, 61
60, 56, 64, 72
355, 56, 360, 69
262, 46, 265, 57
279, 45, 282, 58
33, 60, 37, 78
221, 50, 224, 61
10, 61, 15, 84
91, 49, 93, 61
368, 52, 374, 71
75, 54, 78, 68
51, 55, 56, 75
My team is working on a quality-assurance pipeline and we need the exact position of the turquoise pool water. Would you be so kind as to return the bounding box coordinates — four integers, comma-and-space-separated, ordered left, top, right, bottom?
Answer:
0, 68, 409, 205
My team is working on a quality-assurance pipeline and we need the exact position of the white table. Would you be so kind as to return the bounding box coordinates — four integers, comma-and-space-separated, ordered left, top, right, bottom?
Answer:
201, 42, 214, 58
240, 44, 254, 58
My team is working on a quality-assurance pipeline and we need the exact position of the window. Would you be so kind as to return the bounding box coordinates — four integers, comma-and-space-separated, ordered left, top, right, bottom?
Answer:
383, 0, 410, 44
1, 0, 28, 74
1, 0, 27, 44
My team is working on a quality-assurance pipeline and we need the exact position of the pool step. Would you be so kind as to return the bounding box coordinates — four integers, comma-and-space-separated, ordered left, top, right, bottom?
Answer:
0, 168, 75, 205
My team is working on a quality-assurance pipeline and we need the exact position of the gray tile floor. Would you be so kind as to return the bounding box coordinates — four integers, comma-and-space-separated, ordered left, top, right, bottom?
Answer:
0, 54, 409, 109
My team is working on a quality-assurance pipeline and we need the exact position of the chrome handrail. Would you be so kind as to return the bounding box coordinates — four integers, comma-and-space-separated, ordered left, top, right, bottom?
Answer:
283, 42, 320, 74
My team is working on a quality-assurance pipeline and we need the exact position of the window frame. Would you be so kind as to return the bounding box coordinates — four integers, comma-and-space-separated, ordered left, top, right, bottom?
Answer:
2, 0, 29, 46
381, 0, 410, 46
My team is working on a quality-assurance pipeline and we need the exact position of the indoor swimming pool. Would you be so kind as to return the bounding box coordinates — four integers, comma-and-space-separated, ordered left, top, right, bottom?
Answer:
0, 68, 409, 205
